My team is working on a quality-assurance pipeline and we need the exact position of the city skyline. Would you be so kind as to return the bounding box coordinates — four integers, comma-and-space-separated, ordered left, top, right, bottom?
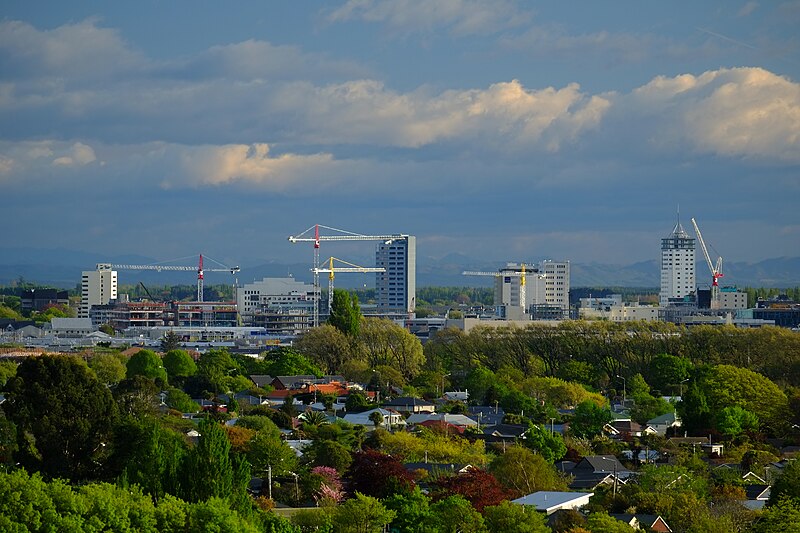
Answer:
1, 2, 798, 268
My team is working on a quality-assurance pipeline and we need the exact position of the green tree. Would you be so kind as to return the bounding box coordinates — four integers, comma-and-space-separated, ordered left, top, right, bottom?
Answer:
570, 400, 613, 438
163, 349, 198, 382
329, 289, 361, 337
5, 354, 118, 480
525, 423, 567, 463
716, 406, 759, 437
648, 353, 692, 394
359, 317, 426, 381
383, 486, 435, 533
769, 458, 800, 506
181, 418, 249, 507
332, 492, 395, 533
586, 511, 635, 532
247, 431, 298, 477
704, 364, 789, 430
160, 330, 182, 352
754, 498, 800, 533
264, 348, 323, 377
428, 495, 487, 533
197, 349, 242, 394
489, 445, 567, 496
120, 419, 187, 503
126, 349, 168, 383
483, 500, 550, 533
90, 353, 127, 385
0, 361, 18, 388
166, 387, 200, 413
294, 323, 354, 374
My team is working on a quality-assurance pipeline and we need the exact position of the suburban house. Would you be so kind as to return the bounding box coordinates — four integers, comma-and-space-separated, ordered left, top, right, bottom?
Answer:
481, 423, 530, 442
609, 514, 673, 532
406, 413, 478, 430
645, 412, 681, 436
383, 396, 436, 414
741, 485, 771, 510
511, 491, 594, 515
342, 408, 405, 429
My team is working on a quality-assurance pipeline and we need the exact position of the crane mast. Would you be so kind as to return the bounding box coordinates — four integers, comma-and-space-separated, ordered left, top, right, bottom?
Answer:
312, 257, 385, 314
690, 218, 724, 309
463, 263, 535, 312
288, 224, 408, 327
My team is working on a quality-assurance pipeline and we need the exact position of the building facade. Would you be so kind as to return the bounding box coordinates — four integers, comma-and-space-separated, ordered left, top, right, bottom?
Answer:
236, 277, 316, 333
375, 236, 416, 317
80, 264, 118, 318
491, 260, 570, 319
660, 220, 695, 306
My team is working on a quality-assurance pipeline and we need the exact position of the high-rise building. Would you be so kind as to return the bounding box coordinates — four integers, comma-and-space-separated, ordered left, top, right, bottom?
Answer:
80, 264, 118, 318
541, 260, 570, 310
660, 218, 695, 306
375, 236, 416, 316
492, 261, 570, 318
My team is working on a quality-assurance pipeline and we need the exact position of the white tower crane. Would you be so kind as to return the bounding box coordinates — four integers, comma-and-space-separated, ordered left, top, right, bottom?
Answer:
98, 254, 240, 302
462, 263, 543, 313
288, 224, 408, 326
690, 218, 724, 309
312, 257, 385, 315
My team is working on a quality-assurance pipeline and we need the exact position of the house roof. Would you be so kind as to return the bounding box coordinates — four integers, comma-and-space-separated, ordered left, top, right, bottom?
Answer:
384, 396, 435, 408
647, 412, 678, 425
569, 472, 619, 490
419, 420, 465, 434
406, 413, 477, 427
482, 423, 529, 438
744, 485, 771, 501
404, 462, 472, 475
574, 455, 630, 474
511, 491, 594, 511
51, 317, 94, 329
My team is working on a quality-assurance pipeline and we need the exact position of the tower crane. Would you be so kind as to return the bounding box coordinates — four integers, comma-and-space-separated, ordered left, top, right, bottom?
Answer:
288, 224, 408, 326
98, 254, 240, 302
462, 263, 539, 312
690, 218, 723, 309
312, 257, 385, 314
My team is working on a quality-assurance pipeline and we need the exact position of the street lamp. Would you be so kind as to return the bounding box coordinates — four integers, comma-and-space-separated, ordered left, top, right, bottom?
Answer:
679, 378, 689, 398
616, 375, 626, 405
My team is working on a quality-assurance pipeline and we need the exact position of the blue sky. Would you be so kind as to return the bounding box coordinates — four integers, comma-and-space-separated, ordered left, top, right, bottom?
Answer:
1, 1, 798, 273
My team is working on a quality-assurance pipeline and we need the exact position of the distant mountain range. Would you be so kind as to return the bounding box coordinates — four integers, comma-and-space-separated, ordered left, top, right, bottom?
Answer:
1, 246, 798, 290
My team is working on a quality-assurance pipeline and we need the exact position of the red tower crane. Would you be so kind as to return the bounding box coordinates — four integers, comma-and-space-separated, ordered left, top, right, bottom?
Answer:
691, 218, 723, 309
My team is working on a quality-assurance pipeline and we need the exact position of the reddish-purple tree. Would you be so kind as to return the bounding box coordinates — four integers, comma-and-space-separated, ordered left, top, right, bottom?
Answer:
432, 468, 514, 513
346, 449, 415, 498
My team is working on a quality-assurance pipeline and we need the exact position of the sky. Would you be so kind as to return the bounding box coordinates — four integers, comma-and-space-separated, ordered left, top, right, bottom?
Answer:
1, 1, 799, 274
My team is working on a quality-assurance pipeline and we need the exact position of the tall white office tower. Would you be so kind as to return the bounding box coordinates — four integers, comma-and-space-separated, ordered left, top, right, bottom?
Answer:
80, 264, 118, 318
375, 236, 416, 317
660, 217, 696, 306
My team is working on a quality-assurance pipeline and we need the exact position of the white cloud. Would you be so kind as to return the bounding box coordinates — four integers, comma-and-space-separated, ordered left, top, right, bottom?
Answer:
176, 143, 336, 189
0, 19, 145, 80
327, 0, 531, 36
52, 142, 97, 167
277, 79, 610, 150
629, 67, 800, 162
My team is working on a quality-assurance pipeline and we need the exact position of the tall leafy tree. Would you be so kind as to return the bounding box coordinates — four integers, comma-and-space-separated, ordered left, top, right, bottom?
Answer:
126, 349, 168, 383
332, 492, 395, 533
181, 418, 248, 505
489, 445, 567, 497
89, 353, 126, 386
329, 289, 361, 337
5, 355, 118, 480
570, 400, 612, 438
163, 349, 197, 382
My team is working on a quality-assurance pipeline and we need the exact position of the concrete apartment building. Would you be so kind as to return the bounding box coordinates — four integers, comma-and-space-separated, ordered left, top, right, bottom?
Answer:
80, 264, 118, 318
375, 236, 416, 317
492, 260, 570, 319
659, 219, 695, 306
